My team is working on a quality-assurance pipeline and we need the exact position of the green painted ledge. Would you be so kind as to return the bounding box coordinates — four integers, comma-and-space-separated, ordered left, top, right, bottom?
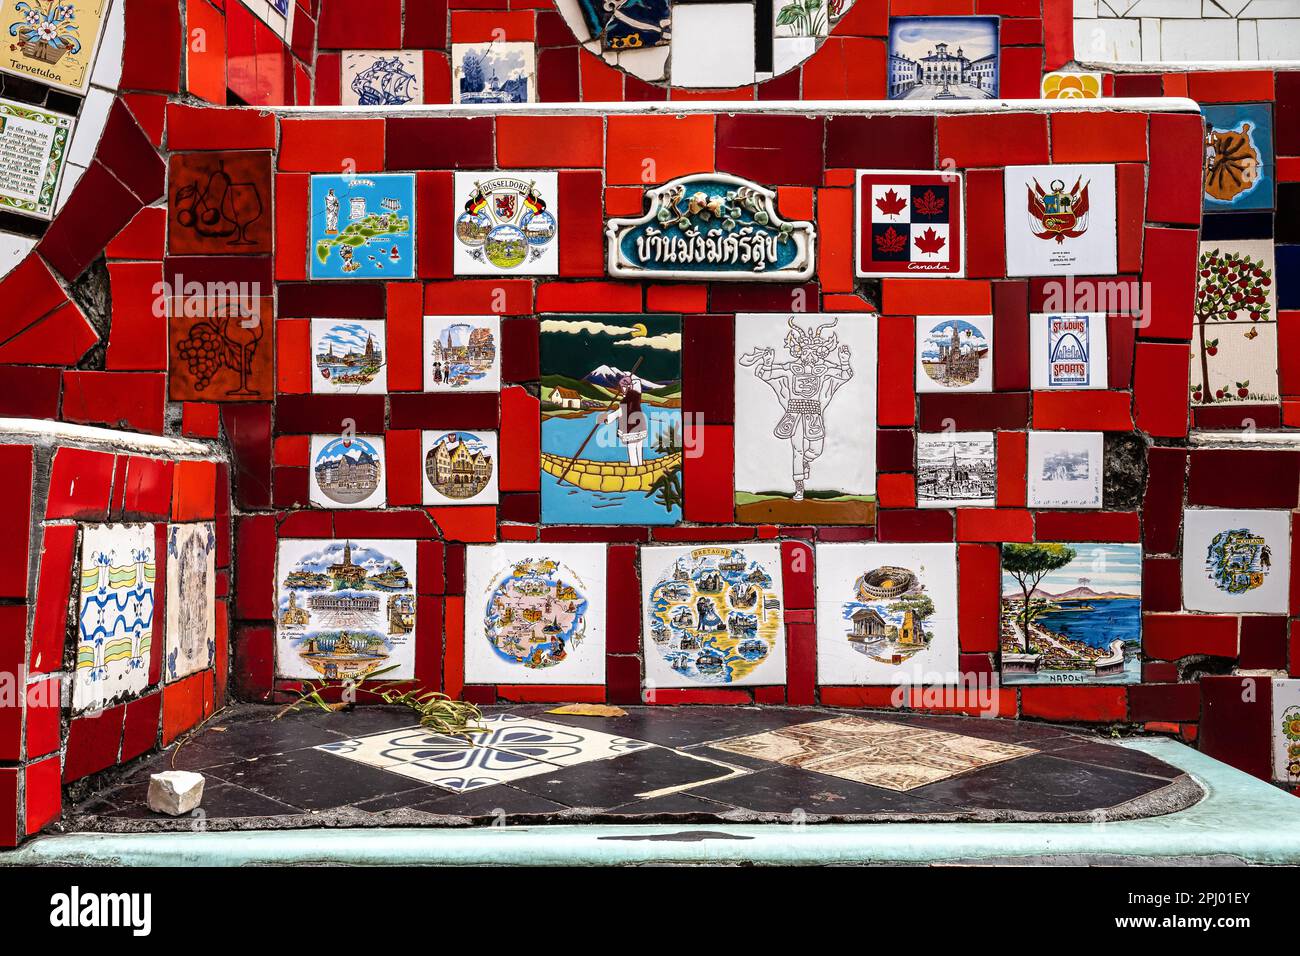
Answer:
5, 739, 1299, 866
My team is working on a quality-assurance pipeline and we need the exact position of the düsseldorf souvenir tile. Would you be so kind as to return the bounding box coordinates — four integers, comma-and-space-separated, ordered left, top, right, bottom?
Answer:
454, 170, 558, 275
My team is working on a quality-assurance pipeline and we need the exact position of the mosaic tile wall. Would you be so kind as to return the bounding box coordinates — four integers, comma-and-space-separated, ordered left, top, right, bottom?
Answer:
1, 0, 1299, 847
1074, 0, 1300, 63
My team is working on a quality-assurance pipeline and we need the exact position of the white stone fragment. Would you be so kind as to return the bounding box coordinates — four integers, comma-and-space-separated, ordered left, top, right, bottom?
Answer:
147, 771, 206, 816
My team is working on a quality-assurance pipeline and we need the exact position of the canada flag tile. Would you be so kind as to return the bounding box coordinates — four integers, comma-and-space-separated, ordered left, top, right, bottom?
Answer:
1003, 164, 1117, 278
857, 170, 964, 278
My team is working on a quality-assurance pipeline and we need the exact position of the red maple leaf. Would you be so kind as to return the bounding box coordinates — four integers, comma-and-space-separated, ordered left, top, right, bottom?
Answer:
875, 188, 906, 218
874, 226, 907, 253
912, 189, 945, 217
914, 227, 946, 256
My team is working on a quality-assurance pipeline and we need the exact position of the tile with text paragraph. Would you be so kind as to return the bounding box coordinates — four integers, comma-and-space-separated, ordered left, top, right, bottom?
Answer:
641, 543, 786, 689
422, 431, 498, 507
311, 319, 388, 395
1273, 679, 1300, 786
1190, 241, 1277, 408
540, 314, 681, 525
887, 16, 999, 101
1004, 164, 1117, 277
1203, 103, 1274, 213
342, 50, 422, 106
276, 539, 417, 680
1182, 509, 1291, 614
165, 523, 216, 683
714, 716, 1036, 791
915, 432, 995, 508
857, 170, 964, 278
310, 173, 415, 280
916, 315, 992, 393
1000, 543, 1142, 685
735, 313, 877, 525
309, 435, 386, 510
1030, 312, 1108, 390
0, 97, 72, 220
423, 315, 500, 392
1027, 431, 1104, 510
74, 524, 156, 713
1, 0, 112, 93
169, 151, 273, 255
815, 543, 958, 687
464, 543, 608, 685
454, 171, 557, 276
453, 41, 535, 104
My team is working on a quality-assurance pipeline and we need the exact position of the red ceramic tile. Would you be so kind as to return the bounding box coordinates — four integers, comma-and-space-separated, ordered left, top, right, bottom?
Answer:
0, 256, 67, 342
185, 0, 227, 103
23, 676, 60, 760
104, 263, 166, 371
1020, 686, 1127, 723
877, 315, 914, 426
162, 673, 207, 745
835, 0, 888, 35
1133, 342, 1190, 439
1187, 70, 1273, 104
1106, 312, 1137, 390
1146, 113, 1204, 227
993, 280, 1028, 389
1139, 227, 1198, 341
877, 509, 953, 542
1036, 510, 1140, 542
882, 279, 990, 316
498, 386, 541, 492
0, 300, 97, 366
499, 116, 602, 169
405, 0, 448, 47
1042, 0, 1072, 69
121, 456, 175, 520
998, 16, 1043, 45
1050, 112, 1148, 163
965, 169, 1005, 279
558, 172, 605, 277
1142, 447, 1187, 556
39, 161, 143, 282
817, 187, 854, 293
1126, 683, 1202, 723
684, 424, 734, 523
275, 395, 386, 434
606, 545, 640, 654
1113, 74, 1163, 97
919, 392, 1029, 431
389, 393, 498, 430
24, 756, 60, 836
120, 691, 163, 762
0, 446, 30, 598
1199, 675, 1272, 779
274, 173, 308, 281
1145, 614, 1238, 660
107, 207, 166, 260
317, 0, 400, 46
876, 429, 914, 472
1188, 450, 1300, 508
578, 48, 624, 101
63, 706, 126, 782
181, 403, 222, 438
275, 318, 311, 394
877, 472, 916, 507
122, 0, 182, 92
46, 448, 115, 521
1116, 163, 1146, 275
956, 508, 1032, 543
647, 688, 752, 705
716, 115, 825, 188
27, 524, 74, 675
279, 119, 385, 172
998, 45, 1042, 99
820, 686, 902, 708
96, 100, 167, 205
801, 37, 886, 100
234, 515, 276, 621
61, 371, 166, 434
606, 115, 713, 186
937, 113, 1049, 168
1032, 391, 1132, 431
782, 541, 815, 610
386, 117, 495, 170
996, 431, 1026, 507
386, 283, 424, 391
1240, 616, 1288, 670
383, 429, 421, 507
0, 767, 15, 847
424, 280, 533, 315
786, 622, 815, 706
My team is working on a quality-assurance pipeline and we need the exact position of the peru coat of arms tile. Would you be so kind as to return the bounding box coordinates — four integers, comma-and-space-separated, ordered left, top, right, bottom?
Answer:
1004, 163, 1117, 277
